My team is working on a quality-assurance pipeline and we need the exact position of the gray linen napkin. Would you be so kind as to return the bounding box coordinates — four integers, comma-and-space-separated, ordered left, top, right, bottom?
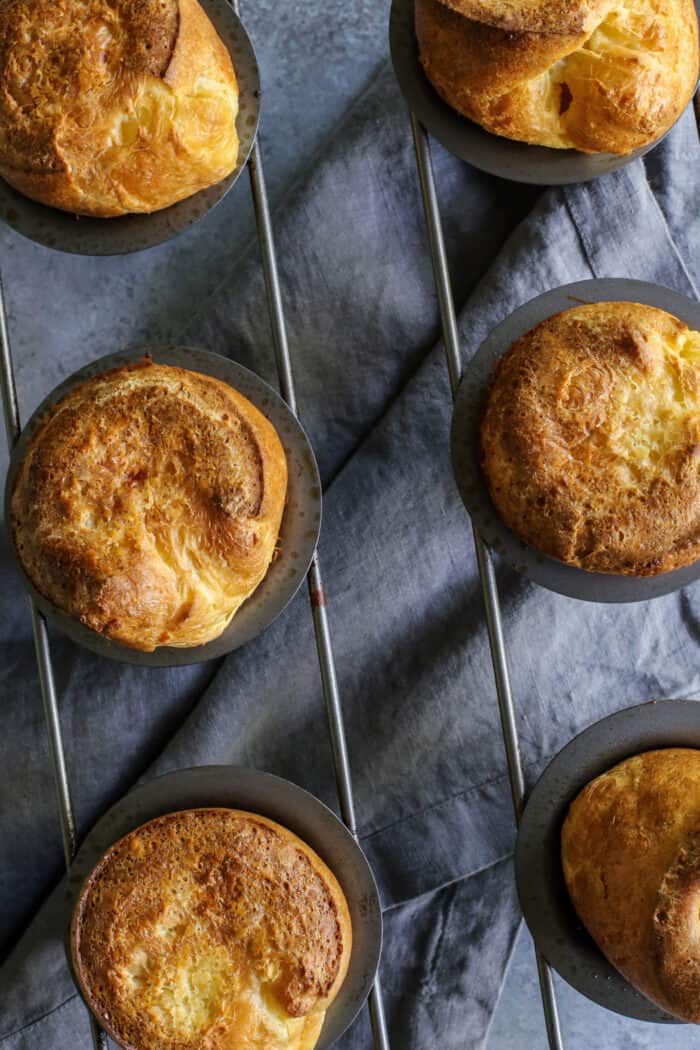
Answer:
1, 63, 700, 1050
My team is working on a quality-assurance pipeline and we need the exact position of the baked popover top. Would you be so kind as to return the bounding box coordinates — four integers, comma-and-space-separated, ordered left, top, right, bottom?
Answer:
416, 0, 699, 154
563, 749, 700, 1022
480, 302, 700, 576
71, 809, 353, 1050
11, 359, 287, 651
0, 0, 240, 215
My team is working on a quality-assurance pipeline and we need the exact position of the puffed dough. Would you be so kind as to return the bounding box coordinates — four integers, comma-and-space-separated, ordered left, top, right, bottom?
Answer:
416, 0, 699, 154
72, 809, 353, 1050
479, 302, 700, 576
11, 359, 288, 651
0, 0, 240, 215
563, 749, 700, 1023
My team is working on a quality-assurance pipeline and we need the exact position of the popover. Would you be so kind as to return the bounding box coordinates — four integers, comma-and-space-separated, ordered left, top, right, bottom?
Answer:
0, 0, 240, 215
479, 302, 700, 576
71, 808, 353, 1050
11, 359, 287, 651
562, 749, 700, 1022
415, 0, 699, 154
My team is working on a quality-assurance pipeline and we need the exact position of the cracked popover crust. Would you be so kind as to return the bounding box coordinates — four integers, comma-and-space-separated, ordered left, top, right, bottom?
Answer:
479, 302, 700, 576
71, 808, 352, 1050
415, 0, 699, 154
11, 359, 287, 651
562, 749, 700, 1023
0, 0, 240, 215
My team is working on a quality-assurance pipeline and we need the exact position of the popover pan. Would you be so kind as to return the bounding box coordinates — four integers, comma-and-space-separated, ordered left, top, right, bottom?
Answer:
450, 278, 700, 603
514, 698, 700, 1023
0, 0, 260, 256
65, 765, 383, 1050
389, 0, 699, 186
4, 345, 321, 667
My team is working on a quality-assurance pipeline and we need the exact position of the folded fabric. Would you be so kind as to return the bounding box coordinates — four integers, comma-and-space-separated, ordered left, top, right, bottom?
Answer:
1, 62, 700, 1050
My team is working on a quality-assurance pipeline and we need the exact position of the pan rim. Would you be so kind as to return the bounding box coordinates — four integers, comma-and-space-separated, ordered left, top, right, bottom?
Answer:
515, 697, 700, 1024
450, 278, 700, 603
64, 764, 383, 1050
389, 0, 699, 186
0, 0, 261, 255
5, 344, 322, 666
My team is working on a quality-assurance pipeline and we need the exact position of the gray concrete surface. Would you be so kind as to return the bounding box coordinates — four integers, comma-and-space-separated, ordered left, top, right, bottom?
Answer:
488, 926, 700, 1050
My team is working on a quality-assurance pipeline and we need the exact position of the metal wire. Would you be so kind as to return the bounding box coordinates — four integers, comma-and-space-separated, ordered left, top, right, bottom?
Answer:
410, 114, 564, 1049
0, 278, 107, 1050
0, 279, 19, 449
244, 118, 391, 1050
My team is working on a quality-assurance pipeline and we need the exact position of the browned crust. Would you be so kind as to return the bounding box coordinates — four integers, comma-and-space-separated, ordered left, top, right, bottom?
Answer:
71, 808, 353, 1050
436, 0, 612, 34
479, 302, 700, 577
11, 359, 288, 651
562, 749, 700, 1022
0, 0, 239, 215
654, 830, 700, 1017
416, 0, 699, 154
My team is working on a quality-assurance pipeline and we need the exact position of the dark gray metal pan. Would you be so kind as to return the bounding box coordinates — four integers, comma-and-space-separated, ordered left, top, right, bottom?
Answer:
450, 278, 700, 603
389, 0, 699, 186
65, 765, 383, 1049
0, 0, 259, 255
515, 698, 700, 1023
5, 345, 321, 666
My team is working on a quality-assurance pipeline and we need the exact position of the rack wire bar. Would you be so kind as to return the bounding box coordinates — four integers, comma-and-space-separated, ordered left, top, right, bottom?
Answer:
0, 279, 108, 1050
244, 122, 392, 1050
410, 114, 565, 1050
229, 9, 390, 1046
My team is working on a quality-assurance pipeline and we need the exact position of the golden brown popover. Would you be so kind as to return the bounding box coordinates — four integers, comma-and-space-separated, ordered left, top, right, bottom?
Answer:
0, 0, 240, 216
11, 359, 287, 651
72, 809, 353, 1050
479, 302, 700, 576
415, 0, 699, 154
562, 749, 700, 1023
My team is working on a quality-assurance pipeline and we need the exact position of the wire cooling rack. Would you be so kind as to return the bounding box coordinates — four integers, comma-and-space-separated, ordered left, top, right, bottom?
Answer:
408, 116, 565, 1050
0, 3, 390, 1047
